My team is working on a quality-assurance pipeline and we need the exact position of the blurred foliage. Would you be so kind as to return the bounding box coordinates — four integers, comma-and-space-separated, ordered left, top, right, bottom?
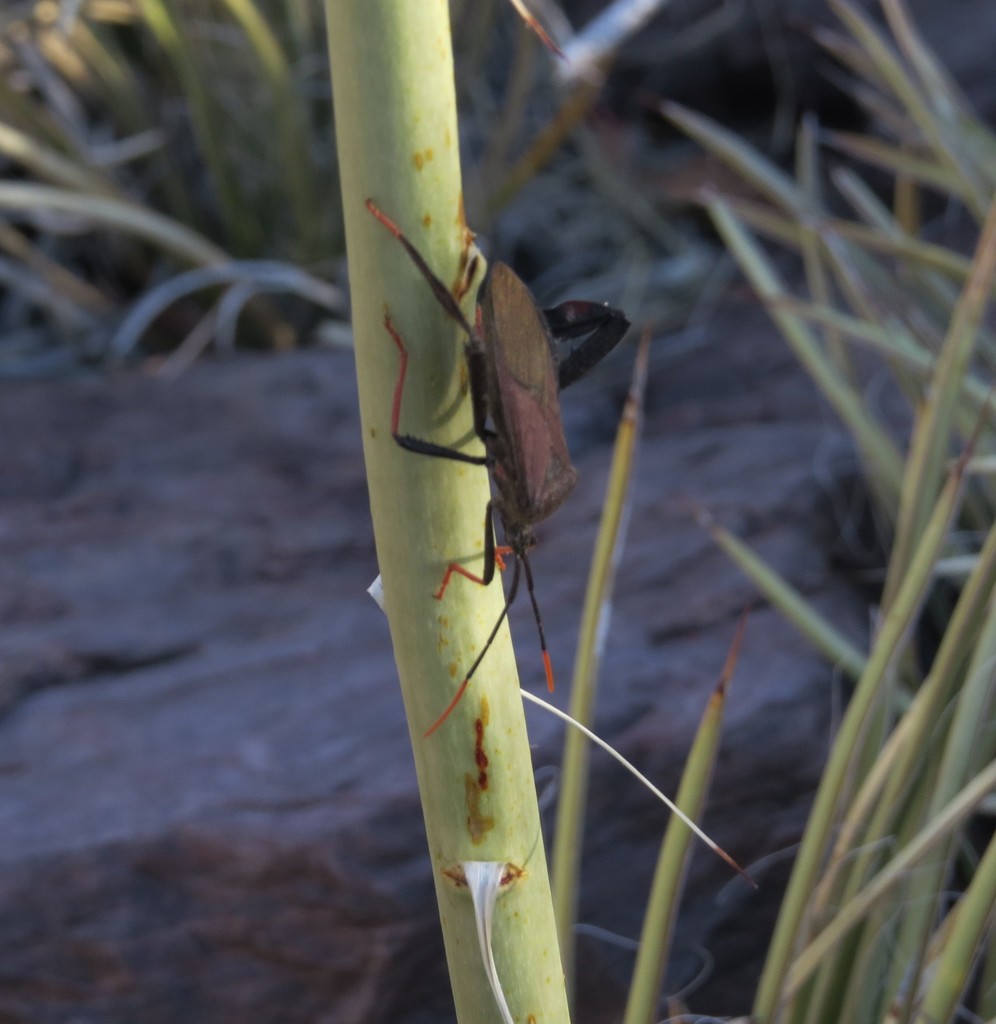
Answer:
0, 0, 335, 258
0, 0, 691, 370
663, 2, 996, 1022
0, 0, 345, 367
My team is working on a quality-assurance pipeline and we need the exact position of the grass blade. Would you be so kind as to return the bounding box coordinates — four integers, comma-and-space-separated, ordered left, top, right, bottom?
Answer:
551, 329, 648, 994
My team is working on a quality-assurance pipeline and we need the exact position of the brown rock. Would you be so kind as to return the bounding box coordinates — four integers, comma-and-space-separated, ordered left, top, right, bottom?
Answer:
0, 302, 866, 1021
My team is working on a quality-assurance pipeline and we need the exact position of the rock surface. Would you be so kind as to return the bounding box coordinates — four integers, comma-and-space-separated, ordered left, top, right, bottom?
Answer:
0, 302, 868, 1022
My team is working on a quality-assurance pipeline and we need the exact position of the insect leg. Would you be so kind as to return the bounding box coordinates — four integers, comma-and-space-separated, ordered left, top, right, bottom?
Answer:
521, 552, 555, 692
434, 501, 512, 599
423, 557, 522, 737
382, 312, 488, 466
544, 300, 631, 390
366, 199, 477, 338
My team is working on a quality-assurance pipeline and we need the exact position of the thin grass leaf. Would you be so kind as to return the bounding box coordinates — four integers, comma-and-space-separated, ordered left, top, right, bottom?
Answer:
557, 0, 674, 81
523, 689, 747, 875
975, 921, 996, 1019
551, 329, 647, 995
622, 617, 746, 1024
753, 449, 970, 1023
217, 0, 321, 258
809, 214, 979, 286
893, 169, 921, 240
883, 194, 996, 610
768, 300, 993, 438
929, 575, 996, 816
706, 195, 905, 504
818, 211, 916, 324
880, 0, 981, 144
830, 166, 968, 327
0, 54, 75, 151
486, 76, 603, 214
67, 17, 156, 133
701, 512, 866, 682
0, 220, 110, 314
0, 119, 119, 196
0, 255, 97, 332
823, 129, 968, 198
504, 0, 564, 56
716, 193, 993, 297
813, 516, 996, 917
479, 18, 542, 206
796, 114, 852, 378
913, 832, 996, 1024
805, 758, 933, 1024
135, 0, 256, 251
783, 758, 996, 1000
661, 101, 812, 218
829, 0, 989, 219
879, 600, 996, 1016
69, 17, 194, 222
0, 181, 228, 265
721, 196, 808, 250
831, 72, 917, 147
810, 23, 890, 99
109, 260, 344, 358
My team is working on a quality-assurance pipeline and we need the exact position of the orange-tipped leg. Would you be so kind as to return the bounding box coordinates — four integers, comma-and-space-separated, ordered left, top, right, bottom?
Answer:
542, 650, 555, 693
422, 558, 521, 738
434, 545, 512, 601
422, 678, 470, 738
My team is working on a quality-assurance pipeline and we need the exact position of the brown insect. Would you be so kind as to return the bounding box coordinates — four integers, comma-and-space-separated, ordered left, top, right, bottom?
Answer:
367, 199, 629, 734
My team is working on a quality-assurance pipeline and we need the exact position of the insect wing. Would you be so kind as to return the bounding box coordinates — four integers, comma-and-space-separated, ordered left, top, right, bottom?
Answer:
481, 264, 577, 524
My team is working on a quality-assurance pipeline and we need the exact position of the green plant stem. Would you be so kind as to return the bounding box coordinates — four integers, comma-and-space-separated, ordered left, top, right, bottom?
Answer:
325, 5, 569, 1022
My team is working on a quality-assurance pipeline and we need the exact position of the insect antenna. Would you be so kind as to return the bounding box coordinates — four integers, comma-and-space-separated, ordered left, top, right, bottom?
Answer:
520, 553, 555, 693
422, 558, 522, 738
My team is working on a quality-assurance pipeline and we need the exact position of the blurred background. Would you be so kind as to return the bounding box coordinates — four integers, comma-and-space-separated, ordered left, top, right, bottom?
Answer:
1, 1, 994, 1021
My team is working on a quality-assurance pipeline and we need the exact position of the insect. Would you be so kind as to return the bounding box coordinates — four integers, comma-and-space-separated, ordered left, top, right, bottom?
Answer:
367, 199, 630, 735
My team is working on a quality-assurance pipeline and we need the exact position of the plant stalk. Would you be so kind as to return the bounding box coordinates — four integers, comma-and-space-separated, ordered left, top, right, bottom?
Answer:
325, 4, 570, 1022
